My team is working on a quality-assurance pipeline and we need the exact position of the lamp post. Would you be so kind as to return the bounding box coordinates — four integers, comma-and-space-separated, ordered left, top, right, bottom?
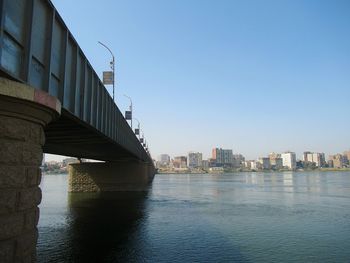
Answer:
134, 118, 141, 139
123, 94, 133, 129
98, 41, 115, 101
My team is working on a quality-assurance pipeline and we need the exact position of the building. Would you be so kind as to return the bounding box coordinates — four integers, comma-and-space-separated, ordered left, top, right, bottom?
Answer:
232, 154, 245, 168
212, 148, 233, 167
173, 156, 187, 169
157, 154, 171, 168
343, 150, 350, 165
303, 151, 326, 167
302, 151, 312, 162
158, 154, 170, 165
274, 158, 283, 170
208, 158, 217, 167
327, 159, 334, 168
244, 160, 253, 169
250, 160, 262, 170
281, 151, 296, 170
269, 153, 283, 170
269, 152, 281, 166
329, 154, 345, 168
202, 160, 209, 169
258, 157, 270, 169
188, 152, 203, 168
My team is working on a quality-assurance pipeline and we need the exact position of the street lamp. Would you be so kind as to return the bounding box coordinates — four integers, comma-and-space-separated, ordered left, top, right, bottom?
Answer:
123, 94, 133, 129
134, 118, 141, 138
140, 131, 144, 144
98, 41, 115, 101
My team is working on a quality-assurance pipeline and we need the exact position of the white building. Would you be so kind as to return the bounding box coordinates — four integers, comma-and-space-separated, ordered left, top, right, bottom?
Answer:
281, 152, 296, 170
251, 161, 262, 170
303, 152, 325, 167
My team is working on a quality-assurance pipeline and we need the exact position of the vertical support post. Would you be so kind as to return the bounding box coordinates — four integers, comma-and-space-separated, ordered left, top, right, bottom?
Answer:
0, 0, 5, 62
23, 0, 35, 82
44, 8, 55, 93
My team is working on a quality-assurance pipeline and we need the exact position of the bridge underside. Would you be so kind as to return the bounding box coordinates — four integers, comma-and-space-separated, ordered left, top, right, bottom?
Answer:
44, 110, 139, 162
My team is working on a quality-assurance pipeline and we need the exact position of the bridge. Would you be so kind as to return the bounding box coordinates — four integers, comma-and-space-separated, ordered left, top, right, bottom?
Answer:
0, 0, 155, 261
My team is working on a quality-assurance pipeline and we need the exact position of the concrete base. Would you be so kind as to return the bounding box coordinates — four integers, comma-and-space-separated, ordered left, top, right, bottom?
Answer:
68, 161, 155, 192
0, 78, 60, 262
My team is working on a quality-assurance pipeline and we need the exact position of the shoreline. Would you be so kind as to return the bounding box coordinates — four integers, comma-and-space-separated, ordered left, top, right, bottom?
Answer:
157, 168, 350, 175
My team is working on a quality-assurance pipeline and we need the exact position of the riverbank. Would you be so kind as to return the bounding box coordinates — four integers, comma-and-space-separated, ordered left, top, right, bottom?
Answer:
157, 167, 350, 174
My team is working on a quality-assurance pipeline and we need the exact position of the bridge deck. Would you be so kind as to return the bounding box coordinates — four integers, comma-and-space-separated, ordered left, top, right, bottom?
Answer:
0, 0, 151, 163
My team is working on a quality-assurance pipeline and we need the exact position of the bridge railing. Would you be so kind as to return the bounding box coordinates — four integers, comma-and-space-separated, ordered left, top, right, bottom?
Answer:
0, 0, 150, 162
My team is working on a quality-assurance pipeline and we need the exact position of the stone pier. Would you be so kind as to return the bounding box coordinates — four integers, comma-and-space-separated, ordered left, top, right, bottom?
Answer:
69, 161, 155, 192
0, 78, 60, 262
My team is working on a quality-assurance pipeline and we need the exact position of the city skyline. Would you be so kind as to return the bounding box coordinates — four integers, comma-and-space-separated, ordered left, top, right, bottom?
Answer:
156, 148, 350, 161
50, 0, 350, 161
46, 147, 350, 163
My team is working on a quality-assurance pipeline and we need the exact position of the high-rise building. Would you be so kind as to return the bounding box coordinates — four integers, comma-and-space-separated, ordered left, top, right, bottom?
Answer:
157, 154, 171, 168
303, 151, 311, 162
343, 150, 350, 165
232, 154, 245, 168
269, 152, 281, 167
188, 152, 203, 168
329, 154, 345, 168
244, 160, 253, 169
173, 156, 187, 169
303, 152, 325, 167
281, 151, 296, 169
258, 157, 270, 169
250, 160, 262, 170
202, 160, 209, 169
274, 158, 283, 169
212, 148, 233, 167
158, 154, 170, 165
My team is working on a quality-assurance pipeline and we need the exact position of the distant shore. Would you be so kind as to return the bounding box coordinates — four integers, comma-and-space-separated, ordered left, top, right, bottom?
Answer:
157, 168, 350, 174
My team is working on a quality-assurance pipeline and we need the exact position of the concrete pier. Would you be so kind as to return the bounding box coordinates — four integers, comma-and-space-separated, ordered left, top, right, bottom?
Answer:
0, 78, 60, 262
69, 161, 155, 192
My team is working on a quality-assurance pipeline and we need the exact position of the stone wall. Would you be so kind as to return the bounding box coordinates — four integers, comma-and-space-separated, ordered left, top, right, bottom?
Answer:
69, 161, 155, 192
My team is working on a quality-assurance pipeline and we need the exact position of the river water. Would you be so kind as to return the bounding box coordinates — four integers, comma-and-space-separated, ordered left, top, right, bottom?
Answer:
37, 172, 350, 262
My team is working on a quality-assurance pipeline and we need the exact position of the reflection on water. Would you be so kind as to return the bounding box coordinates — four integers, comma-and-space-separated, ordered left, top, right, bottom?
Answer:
38, 175, 149, 262
38, 172, 350, 262
67, 192, 149, 262
283, 172, 293, 186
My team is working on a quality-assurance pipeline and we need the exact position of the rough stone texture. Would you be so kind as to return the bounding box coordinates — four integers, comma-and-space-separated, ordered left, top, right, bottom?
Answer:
26, 168, 41, 187
0, 140, 23, 164
14, 230, 38, 263
68, 168, 100, 192
0, 190, 17, 215
69, 161, 155, 192
0, 166, 26, 188
0, 214, 24, 240
17, 188, 42, 211
23, 208, 39, 232
0, 240, 14, 263
0, 85, 59, 262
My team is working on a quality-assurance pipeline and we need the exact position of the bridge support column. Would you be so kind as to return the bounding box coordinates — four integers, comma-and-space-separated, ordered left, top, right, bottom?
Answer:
0, 78, 60, 262
68, 161, 155, 192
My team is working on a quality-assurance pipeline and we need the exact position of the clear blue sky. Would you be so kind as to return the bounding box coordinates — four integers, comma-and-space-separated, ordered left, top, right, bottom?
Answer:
49, 0, 350, 160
